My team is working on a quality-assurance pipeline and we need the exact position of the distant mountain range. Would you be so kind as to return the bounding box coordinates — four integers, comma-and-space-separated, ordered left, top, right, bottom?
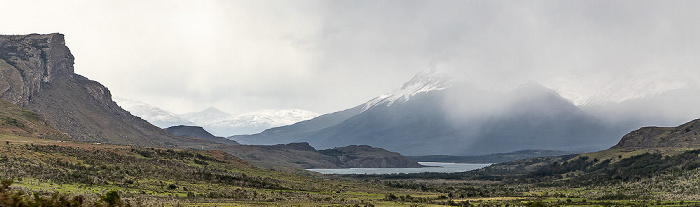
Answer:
116, 100, 320, 136
232, 70, 629, 156
182, 107, 319, 136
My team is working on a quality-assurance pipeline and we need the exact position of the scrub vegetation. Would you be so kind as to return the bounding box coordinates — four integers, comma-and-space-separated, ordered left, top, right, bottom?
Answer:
4, 136, 700, 206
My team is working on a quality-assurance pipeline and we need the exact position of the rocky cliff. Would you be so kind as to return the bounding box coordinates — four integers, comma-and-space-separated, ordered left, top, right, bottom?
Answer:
0, 33, 209, 147
0, 34, 73, 106
611, 119, 700, 150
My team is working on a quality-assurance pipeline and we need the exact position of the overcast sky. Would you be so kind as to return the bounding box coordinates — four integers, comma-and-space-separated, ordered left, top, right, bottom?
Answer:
2, 0, 700, 115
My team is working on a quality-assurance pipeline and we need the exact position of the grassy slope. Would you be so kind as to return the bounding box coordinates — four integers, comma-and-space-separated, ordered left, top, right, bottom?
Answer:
0, 99, 68, 140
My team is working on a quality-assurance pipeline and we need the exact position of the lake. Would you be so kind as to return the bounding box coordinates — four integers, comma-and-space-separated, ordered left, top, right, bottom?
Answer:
307, 162, 492, 175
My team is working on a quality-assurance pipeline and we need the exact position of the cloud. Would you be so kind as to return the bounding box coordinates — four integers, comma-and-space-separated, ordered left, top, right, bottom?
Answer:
1, 0, 700, 116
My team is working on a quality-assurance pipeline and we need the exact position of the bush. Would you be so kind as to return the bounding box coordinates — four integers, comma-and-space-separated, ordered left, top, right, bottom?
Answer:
101, 190, 121, 206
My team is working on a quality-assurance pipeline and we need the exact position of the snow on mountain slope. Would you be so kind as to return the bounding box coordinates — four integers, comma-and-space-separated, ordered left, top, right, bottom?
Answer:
179, 107, 232, 126
178, 107, 319, 136
363, 69, 451, 110
114, 99, 319, 136
204, 109, 321, 136
114, 97, 193, 128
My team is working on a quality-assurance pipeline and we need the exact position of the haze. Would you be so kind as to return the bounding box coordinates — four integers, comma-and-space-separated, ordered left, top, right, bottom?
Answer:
2, 0, 700, 118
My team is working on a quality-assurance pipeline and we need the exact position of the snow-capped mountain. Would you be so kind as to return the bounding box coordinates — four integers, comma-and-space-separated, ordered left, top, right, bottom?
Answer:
233, 70, 626, 155
114, 99, 319, 137
186, 108, 320, 136
179, 107, 233, 126
363, 69, 451, 110
114, 97, 194, 128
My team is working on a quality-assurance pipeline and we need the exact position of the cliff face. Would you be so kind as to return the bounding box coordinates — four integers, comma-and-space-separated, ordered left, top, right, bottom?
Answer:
0, 34, 73, 106
0, 33, 209, 147
611, 119, 700, 150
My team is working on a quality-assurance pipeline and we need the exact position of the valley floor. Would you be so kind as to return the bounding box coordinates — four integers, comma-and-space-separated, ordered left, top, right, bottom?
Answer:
3, 134, 700, 206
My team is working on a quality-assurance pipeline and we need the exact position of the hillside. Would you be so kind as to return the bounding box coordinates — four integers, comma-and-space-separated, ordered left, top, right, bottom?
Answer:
611, 118, 700, 149
476, 119, 700, 180
166, 125, 240, 145
0, 99, 67, 140
408, 149, 579, 164
218, 142, 423, 170
461, 118, 700, 200
0, 33, 209, 147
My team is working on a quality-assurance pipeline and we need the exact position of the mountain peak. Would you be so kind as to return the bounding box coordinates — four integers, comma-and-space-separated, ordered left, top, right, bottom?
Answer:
363, 70, 451, 110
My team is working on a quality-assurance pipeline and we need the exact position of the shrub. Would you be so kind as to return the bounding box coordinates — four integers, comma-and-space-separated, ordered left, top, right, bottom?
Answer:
101, 190, 121, 206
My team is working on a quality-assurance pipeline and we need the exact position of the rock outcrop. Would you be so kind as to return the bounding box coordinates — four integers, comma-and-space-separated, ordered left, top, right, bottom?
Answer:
0, 33, 210, 147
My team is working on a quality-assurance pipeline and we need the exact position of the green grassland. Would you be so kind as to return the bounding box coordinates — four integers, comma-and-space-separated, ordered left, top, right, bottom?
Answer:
0, 137, 460, 206
4, 136, 700, 206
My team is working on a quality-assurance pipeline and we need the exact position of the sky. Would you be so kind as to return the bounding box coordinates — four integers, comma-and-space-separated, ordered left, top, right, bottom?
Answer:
2, 0, 700, 115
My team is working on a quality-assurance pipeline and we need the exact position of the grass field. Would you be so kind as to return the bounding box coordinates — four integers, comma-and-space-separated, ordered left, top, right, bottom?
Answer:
4, 135, 700, 206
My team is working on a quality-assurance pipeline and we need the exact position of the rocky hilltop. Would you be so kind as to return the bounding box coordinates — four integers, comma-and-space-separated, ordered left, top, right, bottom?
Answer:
319, 145, 424, 168
611, 118, 700, 150
0, 33, 208, 146
219, 142, 423, 169
166, 125, 239, 145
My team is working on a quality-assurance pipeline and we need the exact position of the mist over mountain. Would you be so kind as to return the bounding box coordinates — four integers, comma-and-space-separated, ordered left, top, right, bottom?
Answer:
233, 70, 626, 155
582, 87, 700, 132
